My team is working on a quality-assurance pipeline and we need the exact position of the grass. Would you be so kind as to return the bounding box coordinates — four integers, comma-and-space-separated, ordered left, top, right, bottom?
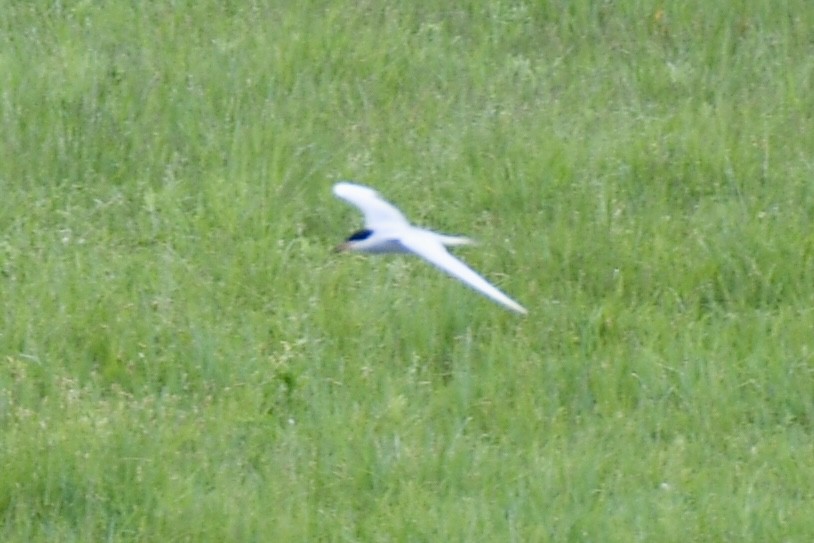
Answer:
1, 0, 813, 540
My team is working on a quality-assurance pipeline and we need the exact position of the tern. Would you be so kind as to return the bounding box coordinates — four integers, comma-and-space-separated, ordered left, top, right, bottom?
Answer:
333, 182, 527, 314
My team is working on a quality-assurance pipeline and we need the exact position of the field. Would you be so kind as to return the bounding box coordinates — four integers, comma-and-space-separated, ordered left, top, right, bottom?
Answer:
1, 1, 813, 540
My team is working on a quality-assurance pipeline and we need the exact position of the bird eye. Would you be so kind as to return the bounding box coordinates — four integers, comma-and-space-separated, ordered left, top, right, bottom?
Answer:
346, 229, 373, 242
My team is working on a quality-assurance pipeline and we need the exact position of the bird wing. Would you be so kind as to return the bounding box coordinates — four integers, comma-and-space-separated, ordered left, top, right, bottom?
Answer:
333, 182, 409, 228
399, 231, 527, 314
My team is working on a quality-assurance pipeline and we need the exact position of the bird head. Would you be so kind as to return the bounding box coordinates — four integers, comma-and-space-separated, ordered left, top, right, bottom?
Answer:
334, 228, 374, 252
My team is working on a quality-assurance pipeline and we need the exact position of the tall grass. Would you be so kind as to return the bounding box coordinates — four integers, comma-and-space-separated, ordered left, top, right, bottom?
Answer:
1, 0, 813, 540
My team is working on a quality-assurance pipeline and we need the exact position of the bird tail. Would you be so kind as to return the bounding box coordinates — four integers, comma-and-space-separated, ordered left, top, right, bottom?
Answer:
436, 234, 475, 247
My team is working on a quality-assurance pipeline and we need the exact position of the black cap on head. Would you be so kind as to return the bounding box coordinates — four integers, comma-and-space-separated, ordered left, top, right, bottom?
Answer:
346, 229, 373, 242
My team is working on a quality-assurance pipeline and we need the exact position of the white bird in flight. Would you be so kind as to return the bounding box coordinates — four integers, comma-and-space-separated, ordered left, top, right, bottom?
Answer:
333, 182, 527, 314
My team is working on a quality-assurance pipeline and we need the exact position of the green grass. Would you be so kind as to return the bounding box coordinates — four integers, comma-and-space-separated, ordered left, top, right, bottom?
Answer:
2, 0, 813, 540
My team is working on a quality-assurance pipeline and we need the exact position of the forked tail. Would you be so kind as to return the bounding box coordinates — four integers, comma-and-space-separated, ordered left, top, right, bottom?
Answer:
436, 234, 475, 247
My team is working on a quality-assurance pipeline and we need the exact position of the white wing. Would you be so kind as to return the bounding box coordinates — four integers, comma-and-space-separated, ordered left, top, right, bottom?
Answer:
333, 182, 409, 228
399, 232, 527, 314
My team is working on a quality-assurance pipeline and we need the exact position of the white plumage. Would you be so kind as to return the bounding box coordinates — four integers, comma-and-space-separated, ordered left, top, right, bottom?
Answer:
333, 182, 527, 314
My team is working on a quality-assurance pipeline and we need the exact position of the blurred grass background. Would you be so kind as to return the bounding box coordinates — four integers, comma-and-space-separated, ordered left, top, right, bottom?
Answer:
1, 1, 813, 540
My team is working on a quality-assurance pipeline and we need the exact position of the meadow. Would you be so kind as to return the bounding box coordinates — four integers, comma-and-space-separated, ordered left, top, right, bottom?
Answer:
1, 1, 813, 540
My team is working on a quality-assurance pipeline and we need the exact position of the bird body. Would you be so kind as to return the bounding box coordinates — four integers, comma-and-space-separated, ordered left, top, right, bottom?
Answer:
333, 182, 527, 314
